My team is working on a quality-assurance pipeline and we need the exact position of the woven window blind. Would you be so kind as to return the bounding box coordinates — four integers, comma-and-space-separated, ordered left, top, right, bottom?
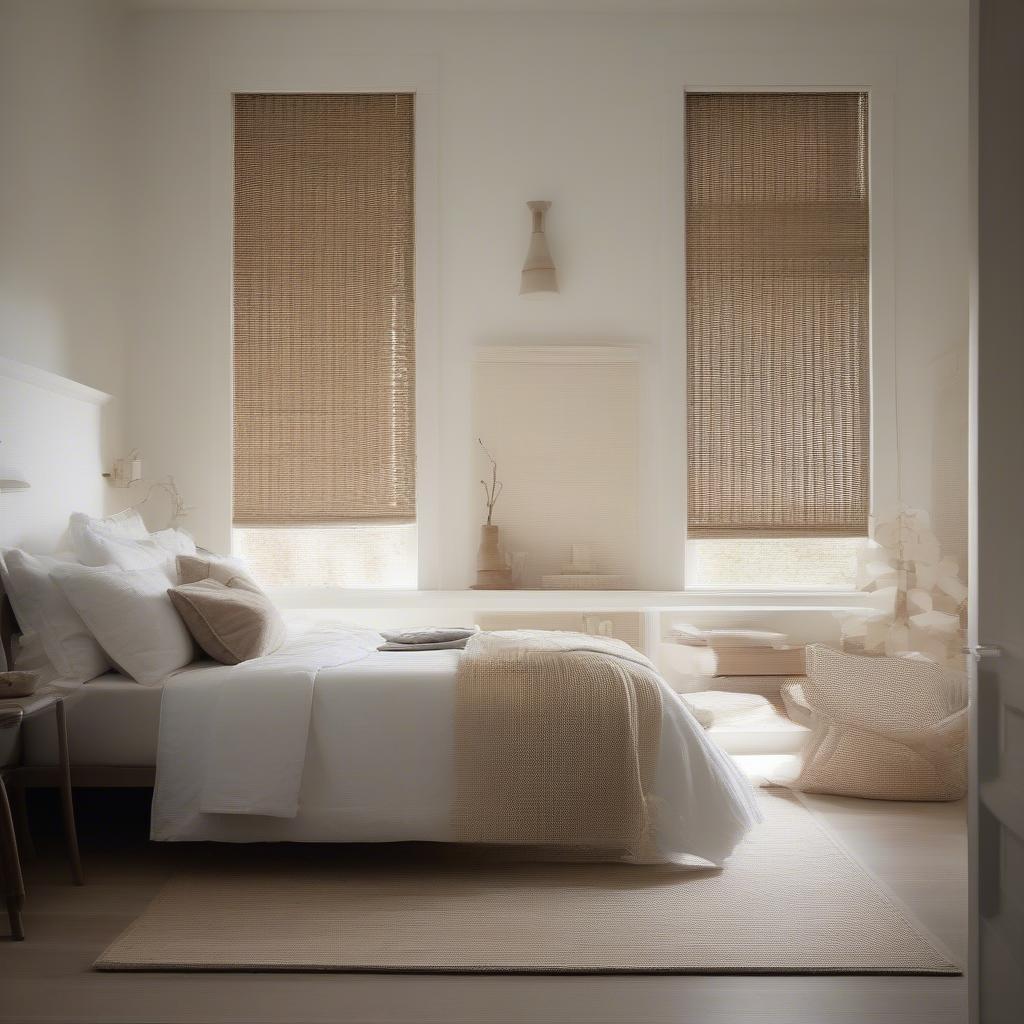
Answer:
685, 92, 870, 539
233, 93, 415, 527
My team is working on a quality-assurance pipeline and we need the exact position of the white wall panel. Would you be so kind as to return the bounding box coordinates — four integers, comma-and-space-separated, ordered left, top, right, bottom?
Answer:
473, 347, 640, 588
0, 358, 112, 553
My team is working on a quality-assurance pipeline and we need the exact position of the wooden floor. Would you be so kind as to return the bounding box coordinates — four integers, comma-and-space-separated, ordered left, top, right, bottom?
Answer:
0, 792, 967, 1024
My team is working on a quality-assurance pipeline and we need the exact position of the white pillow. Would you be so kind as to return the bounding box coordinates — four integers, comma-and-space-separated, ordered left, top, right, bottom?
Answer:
9, 630, 59, 685
52, 564, 195, 686
0, 549, 111, 683
69, 515, 174, 574
667, 624, 789, 648
150, 528, 197, 558
69, 508, 148, 542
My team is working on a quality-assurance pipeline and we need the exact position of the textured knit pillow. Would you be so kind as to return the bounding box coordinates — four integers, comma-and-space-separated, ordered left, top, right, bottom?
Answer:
775, 645, 967, 801
176, 554, 261, 593
168, 579, 285, 665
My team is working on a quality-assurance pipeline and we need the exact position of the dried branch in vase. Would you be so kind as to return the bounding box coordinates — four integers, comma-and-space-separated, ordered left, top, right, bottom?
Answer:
478, 437, 503, 526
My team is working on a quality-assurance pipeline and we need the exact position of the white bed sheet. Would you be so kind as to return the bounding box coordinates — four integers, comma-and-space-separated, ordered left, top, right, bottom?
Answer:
22, 673, 162, 767
152, 634, 762, 866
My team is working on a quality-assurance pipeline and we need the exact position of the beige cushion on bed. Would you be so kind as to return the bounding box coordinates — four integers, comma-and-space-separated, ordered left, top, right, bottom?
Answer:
176, 554, 261, 593
168, 579, 286, 665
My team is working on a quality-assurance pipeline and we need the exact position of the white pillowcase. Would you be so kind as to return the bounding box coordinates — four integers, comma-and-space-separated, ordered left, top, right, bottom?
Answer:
69, 508, 148, 542
150, 528, 198, 558
0, 549, 111, 683
68, 512, 175, 574
52, 564, 195, 686
10, 630, 58, 684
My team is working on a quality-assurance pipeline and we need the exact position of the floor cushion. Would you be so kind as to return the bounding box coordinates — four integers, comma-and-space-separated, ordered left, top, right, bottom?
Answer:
774, 645, 967, 801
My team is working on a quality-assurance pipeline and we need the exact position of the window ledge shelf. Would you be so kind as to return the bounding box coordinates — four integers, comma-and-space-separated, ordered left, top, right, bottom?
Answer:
267, 587, 870, 612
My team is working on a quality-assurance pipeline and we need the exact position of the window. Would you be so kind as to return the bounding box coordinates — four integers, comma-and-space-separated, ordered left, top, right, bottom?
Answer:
685, 92, 870, 588
687, 537, 861, 591
234, 526, 416, 589
232, 93, 415, 587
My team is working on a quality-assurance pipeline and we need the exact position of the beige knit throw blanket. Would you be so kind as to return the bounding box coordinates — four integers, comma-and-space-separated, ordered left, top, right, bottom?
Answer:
453, 630, 664, 860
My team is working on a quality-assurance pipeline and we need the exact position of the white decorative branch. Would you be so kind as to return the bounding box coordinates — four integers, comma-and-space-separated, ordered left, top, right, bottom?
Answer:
132, 476, 193, 526
837, 505, 967, 667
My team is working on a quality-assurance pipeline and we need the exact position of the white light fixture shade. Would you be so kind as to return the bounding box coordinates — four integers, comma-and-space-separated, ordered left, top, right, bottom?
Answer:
108, 450, 144, 488
520, 200, 558, 294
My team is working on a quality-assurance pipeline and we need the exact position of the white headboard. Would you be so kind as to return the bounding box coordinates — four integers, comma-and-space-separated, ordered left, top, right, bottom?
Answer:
0, 357, 113, 553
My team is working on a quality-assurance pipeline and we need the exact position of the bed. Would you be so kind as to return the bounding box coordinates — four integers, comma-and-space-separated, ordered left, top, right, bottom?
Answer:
9, 607, 762, 867
22, 675, 161, 769
0, 371, 763, 867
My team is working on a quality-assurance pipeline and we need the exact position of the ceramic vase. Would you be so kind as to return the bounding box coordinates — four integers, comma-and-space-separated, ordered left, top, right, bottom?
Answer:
473, 524, 514, 589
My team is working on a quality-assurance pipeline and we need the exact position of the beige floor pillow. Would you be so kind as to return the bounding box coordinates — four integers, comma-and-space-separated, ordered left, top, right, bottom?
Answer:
779, 681, 816, 728
775, 645, 967, 801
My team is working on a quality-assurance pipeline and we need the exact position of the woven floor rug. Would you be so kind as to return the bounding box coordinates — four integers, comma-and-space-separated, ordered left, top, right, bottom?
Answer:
96, 791, 958, 974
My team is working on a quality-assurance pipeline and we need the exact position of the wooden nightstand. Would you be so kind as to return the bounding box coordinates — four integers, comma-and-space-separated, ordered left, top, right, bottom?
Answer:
0, 692, 83, 941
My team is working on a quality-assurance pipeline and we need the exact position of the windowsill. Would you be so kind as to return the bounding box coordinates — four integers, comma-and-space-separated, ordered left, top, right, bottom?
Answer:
266, 586, 870, 611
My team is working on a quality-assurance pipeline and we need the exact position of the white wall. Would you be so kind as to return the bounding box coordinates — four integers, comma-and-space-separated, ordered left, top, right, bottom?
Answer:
0, 0, 128, 398
0, 0, 130, 499
0, 359, 111, 552
124, 3, 970, 588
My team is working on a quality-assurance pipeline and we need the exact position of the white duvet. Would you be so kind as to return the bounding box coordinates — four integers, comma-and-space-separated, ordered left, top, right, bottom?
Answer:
151, 619, 762, 866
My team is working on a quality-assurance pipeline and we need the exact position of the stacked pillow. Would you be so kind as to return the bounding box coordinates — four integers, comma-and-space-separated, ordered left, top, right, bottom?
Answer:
176, 553, 261, 592
1, 512, 281, 686
52, 561, 196, 686
68, 508, 195, 575
1, 510, 198, 685
169, 555, 286, 666
0, 549, 112, 683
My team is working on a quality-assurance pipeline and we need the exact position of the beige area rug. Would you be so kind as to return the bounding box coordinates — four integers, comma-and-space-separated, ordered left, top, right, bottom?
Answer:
96, 792, 958, 975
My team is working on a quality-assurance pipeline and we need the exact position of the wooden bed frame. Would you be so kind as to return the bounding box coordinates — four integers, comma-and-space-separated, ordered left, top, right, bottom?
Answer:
1, 593, 156, 789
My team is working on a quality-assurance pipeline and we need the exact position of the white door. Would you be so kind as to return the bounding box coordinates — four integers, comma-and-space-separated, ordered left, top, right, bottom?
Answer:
970, 1, 1024, 1020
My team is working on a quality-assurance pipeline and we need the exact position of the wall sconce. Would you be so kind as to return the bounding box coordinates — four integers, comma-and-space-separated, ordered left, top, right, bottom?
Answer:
102, 448, 191, 527
520, 200, 558, 295
104, 449, 144, 489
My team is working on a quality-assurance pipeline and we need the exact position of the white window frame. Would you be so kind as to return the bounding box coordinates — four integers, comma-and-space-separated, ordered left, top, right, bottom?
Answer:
661, 52, 898, 593
210, 53, 441, 591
